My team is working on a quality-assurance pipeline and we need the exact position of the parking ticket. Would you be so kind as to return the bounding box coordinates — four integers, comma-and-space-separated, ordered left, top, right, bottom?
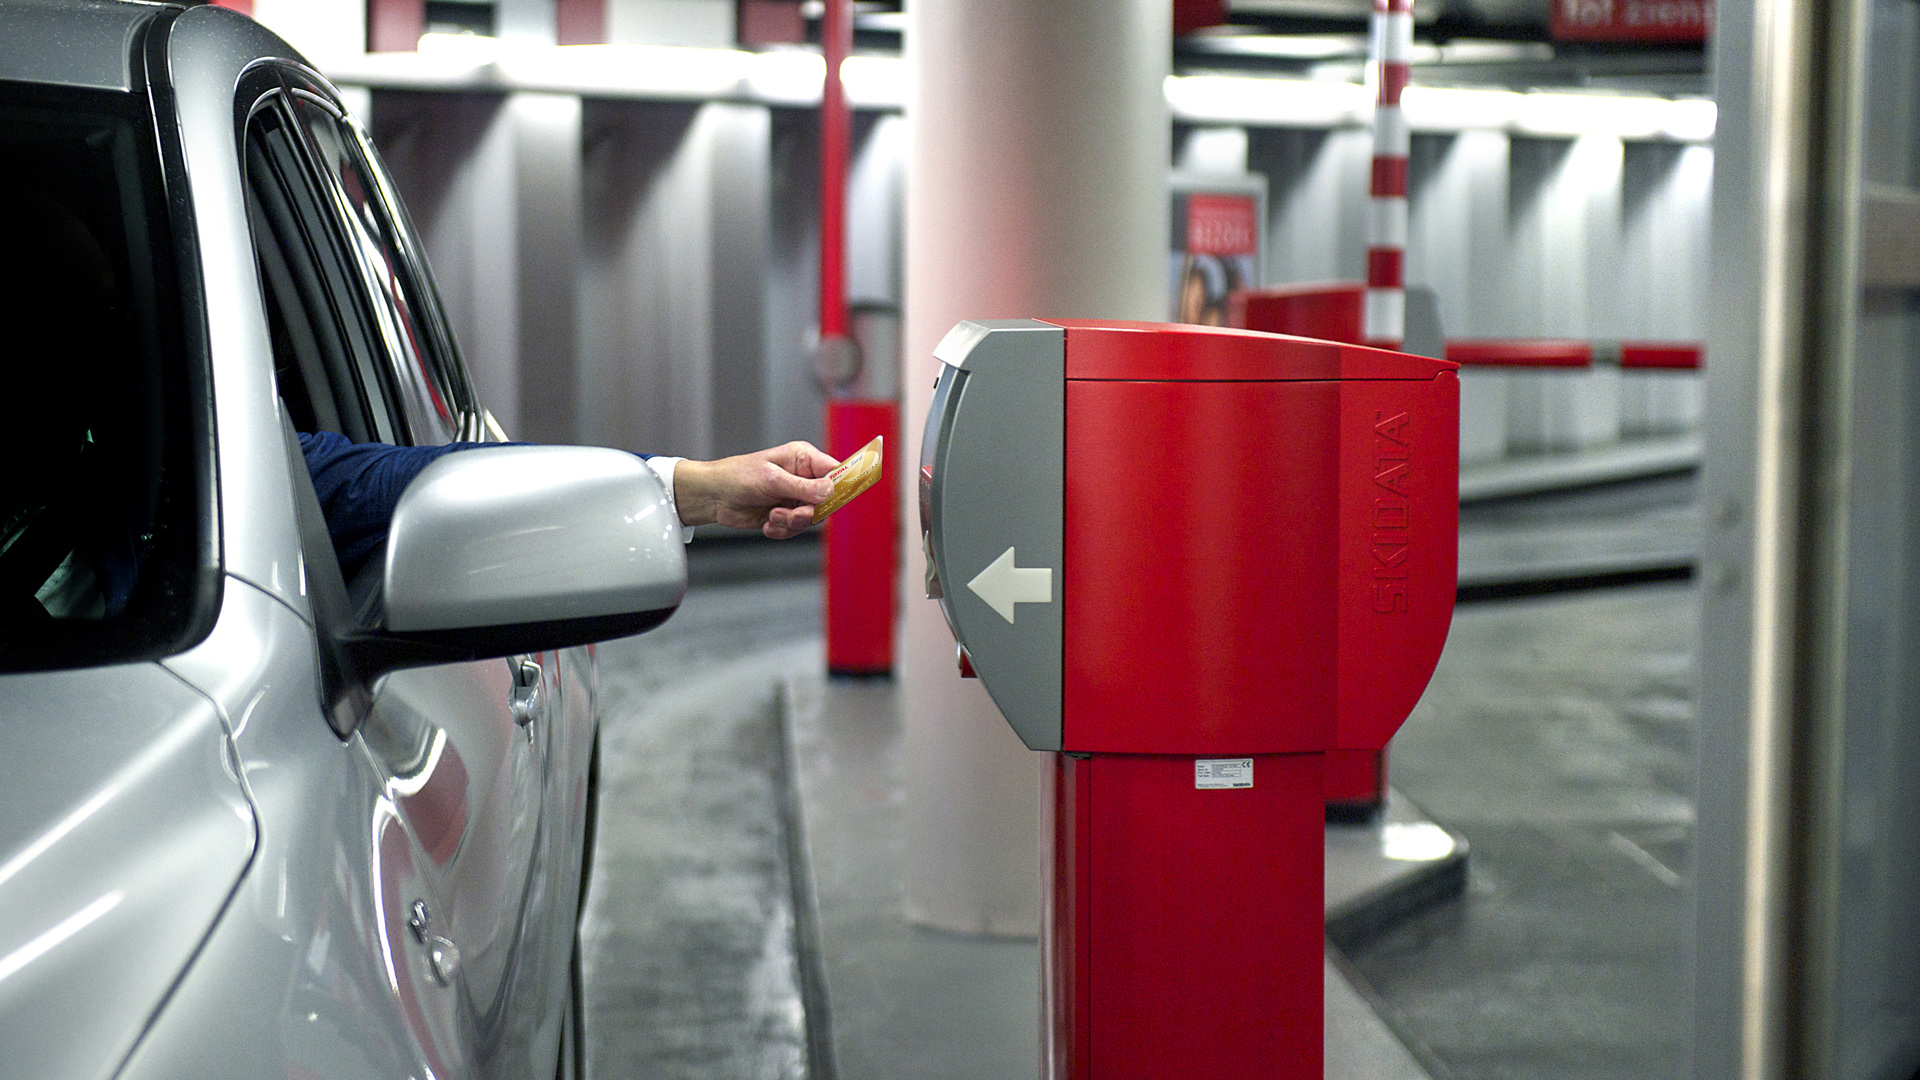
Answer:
814, 436, 883, 523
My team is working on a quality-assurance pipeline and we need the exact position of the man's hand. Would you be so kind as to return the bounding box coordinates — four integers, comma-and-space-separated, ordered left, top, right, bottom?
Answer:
673, 441, 839, 539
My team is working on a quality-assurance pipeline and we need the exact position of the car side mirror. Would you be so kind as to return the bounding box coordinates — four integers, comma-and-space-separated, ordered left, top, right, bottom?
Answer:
377, 445, 687, 658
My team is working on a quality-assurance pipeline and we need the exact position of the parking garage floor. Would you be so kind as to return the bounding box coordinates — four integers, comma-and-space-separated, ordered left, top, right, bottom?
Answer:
578, 469, 1699, 1080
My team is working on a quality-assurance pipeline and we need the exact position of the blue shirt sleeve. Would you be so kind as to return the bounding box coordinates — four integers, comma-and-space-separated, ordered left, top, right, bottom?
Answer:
297, 432, 655, 579
298, 431, 490, 576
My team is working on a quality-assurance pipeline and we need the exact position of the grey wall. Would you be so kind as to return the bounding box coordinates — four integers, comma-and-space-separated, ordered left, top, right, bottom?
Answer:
369, 88, 1711, 463
1247, 124, 1711, 455
1248, 126, 1712, 341
1252, 127, 1372, 287
764, 110, 906, 437
766, 109, 823, 450
575, 99, 770, 460
372, 90, 582, 444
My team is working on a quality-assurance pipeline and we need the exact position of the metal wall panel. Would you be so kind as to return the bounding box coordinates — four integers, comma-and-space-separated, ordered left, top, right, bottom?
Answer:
1699, 0, 1920, 1067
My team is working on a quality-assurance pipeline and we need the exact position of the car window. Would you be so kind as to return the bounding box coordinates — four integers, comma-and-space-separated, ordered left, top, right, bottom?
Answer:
288, 93, 468, 445
0, 84, 207, 670
245, 95, 401, 445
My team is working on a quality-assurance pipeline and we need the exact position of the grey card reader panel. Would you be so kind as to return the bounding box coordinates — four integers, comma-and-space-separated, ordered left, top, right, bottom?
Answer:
927, 319, 1064, 750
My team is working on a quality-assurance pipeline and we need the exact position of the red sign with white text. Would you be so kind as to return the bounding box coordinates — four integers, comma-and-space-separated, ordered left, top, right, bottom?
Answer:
1185, 194, 1259, 257
1551, 0, 1712, 42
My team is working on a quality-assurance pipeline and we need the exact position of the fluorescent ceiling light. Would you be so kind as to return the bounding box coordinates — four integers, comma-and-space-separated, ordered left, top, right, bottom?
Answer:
1515, 91, 1669, 139
1400, 86, 1519, 130
416, 31, 500, 64
1663, 98, 1718, 141
842, 55, 905, 109
746, 49, 825, 103
1166, 73, 1715, 141
339, 46, 1715, 142
743, 52, 905, 108
1165, 75, 1369, 128
1419, 40, 1557, 64
504, 44, 755, 98
854, 11, 907, 32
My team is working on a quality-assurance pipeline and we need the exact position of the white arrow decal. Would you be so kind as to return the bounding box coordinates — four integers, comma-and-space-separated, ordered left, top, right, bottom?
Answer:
967, 547, 1053, 624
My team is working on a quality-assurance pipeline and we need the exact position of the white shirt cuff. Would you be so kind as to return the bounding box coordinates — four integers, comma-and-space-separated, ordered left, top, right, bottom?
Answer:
644, 456, 694, 544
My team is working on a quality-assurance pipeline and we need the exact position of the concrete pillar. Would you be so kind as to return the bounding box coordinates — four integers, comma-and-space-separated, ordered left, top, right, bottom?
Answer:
506, 92, 583, 443
901, 0, 1169, 936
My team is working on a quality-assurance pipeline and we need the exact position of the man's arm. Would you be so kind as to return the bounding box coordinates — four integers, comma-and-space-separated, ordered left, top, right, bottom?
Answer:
671, 442, 837, 540
297, 432, 836, 576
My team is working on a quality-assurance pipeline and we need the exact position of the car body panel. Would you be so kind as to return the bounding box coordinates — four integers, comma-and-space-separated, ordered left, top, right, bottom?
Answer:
163, 4, 314, 618
142, 578, 439, 1080
0, 658, 254, 1080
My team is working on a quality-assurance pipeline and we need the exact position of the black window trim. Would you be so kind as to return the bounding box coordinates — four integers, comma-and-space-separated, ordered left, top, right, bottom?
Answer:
282, 86, 423, 444
0, 10, 223, 671
141, 9, 225, 662
240, 77, 405, 446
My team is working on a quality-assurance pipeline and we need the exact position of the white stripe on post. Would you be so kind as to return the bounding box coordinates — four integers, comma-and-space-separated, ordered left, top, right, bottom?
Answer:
1368, 194, 1409, 248
1372, 104, 1411, 157
1364, 288, 1406, 342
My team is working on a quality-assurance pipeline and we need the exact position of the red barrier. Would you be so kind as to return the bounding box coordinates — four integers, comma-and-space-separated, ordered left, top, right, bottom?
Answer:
1444, 339, 1705, 369
1236, 288, 1706, 372
1445, 339, 1594, 367
1620, 342, 1705, 369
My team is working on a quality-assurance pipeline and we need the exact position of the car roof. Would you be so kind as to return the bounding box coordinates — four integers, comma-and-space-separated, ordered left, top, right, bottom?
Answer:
0, 0, 176, 93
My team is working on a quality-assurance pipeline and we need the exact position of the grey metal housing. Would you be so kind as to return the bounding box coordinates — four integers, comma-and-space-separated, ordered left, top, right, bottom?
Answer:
924, 320, 1064, 751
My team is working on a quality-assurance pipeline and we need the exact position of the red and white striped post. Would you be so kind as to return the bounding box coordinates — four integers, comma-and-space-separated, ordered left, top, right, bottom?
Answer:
1328, 0, 1417, 817
1365, 0, 1413, 351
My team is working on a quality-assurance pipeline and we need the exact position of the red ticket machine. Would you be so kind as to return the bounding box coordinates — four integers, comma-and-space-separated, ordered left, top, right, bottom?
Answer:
920, 320, 1458, 1078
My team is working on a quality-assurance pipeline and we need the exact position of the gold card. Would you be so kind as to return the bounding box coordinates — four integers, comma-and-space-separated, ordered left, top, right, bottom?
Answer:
814, 435, 883, 522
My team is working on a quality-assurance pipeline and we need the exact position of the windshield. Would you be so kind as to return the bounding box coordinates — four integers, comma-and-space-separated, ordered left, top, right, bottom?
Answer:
0, 81, 203, 671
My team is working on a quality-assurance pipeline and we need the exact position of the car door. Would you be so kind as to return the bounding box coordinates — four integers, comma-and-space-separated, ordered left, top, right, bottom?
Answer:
301, 90, 604, 1068
240, 73, 570, 1077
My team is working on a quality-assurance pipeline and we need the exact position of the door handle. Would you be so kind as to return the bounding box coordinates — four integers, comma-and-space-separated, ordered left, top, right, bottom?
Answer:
510, 657, 544, 729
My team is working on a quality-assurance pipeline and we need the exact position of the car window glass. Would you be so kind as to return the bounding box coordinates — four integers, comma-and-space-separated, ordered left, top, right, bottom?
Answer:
245, 97, 398, 445
290, 95, 463, 445
0, 85, 204, 669
339, 107, 481, 438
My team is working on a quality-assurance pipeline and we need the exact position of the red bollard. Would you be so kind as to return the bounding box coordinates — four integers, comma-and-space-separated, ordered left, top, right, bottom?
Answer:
825, 400, 897, 675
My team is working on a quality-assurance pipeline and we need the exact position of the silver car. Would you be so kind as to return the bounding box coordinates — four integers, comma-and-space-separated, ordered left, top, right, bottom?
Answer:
0, 3, 687, 1077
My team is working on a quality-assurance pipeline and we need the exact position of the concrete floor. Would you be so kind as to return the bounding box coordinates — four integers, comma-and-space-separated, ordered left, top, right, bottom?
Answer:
1349, 581, 1697, 1080
579, 580, 821, 1080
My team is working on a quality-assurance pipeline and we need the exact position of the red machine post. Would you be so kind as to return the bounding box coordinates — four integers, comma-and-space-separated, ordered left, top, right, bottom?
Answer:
920, 320, 1458, 1078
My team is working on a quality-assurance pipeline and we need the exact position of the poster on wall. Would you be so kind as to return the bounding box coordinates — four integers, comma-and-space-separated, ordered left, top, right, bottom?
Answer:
1170, 173, 1267, 326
